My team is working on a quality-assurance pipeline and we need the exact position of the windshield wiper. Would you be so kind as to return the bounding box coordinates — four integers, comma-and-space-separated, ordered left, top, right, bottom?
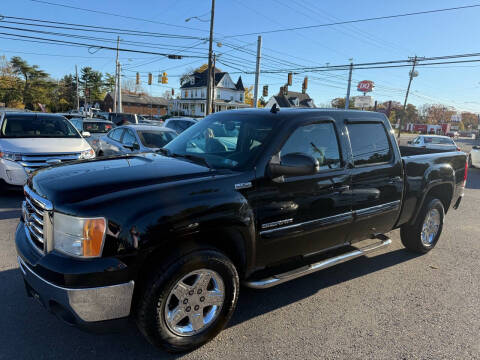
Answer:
156, 147, 171, 156
172, 153, 211, 169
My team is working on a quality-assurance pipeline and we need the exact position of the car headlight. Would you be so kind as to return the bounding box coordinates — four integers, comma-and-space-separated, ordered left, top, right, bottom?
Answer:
79, 148, 95, 159
53, 212, 106, 258
0, 151, 22, 161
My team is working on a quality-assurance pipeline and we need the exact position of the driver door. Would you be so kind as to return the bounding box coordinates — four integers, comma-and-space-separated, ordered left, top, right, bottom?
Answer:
253, 120, 353, 266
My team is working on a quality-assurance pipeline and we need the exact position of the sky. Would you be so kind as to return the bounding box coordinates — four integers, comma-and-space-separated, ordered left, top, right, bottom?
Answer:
3, 0, 480, 113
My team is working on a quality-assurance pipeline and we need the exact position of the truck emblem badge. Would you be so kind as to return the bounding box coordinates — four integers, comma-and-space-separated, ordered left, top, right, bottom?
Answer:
262, 218, 293, 229
46, 159, 62, 165
235, 182, 252, 190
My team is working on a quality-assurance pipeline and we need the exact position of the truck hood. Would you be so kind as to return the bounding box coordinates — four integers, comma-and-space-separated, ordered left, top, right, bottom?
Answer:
30, 152, 216, 205
0, 138, 91, 153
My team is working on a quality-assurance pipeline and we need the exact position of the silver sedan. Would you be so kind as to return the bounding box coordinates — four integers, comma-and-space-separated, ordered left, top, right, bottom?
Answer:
96, 124, 177, 156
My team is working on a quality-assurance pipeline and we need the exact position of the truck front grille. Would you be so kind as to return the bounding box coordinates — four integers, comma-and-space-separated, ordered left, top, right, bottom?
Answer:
19, 153, 81, 172
22, 186, 53, 253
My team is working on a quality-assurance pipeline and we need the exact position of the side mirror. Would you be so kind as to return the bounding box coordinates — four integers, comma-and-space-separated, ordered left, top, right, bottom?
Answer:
82, 131, 91, 138
269, 153, 319, 178
407, 140, 412, 144
132, 143, 140, 150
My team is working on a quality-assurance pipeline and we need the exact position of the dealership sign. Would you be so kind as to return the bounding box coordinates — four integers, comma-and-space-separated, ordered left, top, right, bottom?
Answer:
354, 96, 374, 108
357, 80, 375, 93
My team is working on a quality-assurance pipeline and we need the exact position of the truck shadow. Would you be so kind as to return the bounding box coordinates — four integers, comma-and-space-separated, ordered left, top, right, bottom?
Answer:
0, 247, 419, 359
0, 190, 23, 220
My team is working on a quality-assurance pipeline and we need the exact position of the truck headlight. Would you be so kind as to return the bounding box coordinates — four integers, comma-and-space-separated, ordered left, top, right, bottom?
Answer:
0, 151, 22, 161
79, 149, 95, 159
53, 212, 106, 258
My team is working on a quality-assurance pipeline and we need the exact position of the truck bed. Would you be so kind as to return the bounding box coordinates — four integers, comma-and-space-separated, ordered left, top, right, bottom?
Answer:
399, 145, 452, 157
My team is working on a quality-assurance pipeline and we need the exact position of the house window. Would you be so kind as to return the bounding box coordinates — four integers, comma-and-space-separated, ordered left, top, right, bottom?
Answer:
190, 78, 194, 85
201, 103, 205, 113
185, 90, 188, 98
240, 94, 243, 102
217, 92, 220, 99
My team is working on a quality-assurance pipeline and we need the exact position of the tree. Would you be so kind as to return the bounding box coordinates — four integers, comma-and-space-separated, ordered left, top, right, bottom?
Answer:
80, 67, 104, 104
331, 97, 354, 109
103, 73, 116, 93
0, 55, 22, 107
11, 56, 49, 109
461, 112, 478, 130
244, 85, 254, 106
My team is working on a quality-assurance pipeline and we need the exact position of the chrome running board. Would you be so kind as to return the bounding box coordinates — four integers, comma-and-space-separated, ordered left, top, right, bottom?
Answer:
244, 235, 392, 289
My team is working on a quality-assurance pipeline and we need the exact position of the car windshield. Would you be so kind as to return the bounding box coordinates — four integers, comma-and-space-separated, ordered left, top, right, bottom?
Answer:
137, 130, 177, 148
164, 113, 276, 169
83, 121, 114, 134
1, 115, 81, 138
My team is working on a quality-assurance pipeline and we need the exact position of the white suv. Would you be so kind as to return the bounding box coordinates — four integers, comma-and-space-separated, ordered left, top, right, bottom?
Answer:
0, 112, 95, 187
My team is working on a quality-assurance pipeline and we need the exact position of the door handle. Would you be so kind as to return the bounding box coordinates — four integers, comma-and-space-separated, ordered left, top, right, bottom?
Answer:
334, 185, 350, 192
388, 176, 402, 184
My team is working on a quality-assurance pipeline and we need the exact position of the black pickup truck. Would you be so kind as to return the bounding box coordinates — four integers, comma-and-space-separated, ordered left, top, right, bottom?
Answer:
16, 108, 467, 352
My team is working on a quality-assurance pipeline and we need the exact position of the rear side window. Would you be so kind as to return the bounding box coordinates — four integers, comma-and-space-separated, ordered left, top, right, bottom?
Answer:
347, 122, 392, 166
281, 122, 341, 170
109, 128, 123, 141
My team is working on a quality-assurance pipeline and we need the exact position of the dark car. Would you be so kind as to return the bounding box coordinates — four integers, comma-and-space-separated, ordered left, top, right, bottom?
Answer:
164, 117, 198, 134
15, 109, 467, 352
96, 124, 177, 156
68, 117, 115, 152
107, 112, 145, 126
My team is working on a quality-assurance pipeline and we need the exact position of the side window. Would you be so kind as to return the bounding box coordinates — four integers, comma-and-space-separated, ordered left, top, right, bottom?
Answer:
109, 128, 124, 142
281, 123, 341, 170
122, 129, 137, 146
347, 122, 392, 166
167, 121, 179, 131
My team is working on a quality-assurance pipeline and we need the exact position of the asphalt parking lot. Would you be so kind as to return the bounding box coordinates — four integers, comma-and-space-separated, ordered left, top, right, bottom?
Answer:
0, 138, 479, 360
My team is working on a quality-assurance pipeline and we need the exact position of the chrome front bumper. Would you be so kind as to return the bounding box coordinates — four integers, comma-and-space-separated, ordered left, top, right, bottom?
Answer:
18, 256, 134, 323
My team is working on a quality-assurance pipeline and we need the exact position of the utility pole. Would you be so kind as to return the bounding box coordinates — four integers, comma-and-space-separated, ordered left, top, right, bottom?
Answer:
205, 0, 215, 116
398, 55, 419, 138
75, 65, 79, 111
212, 53, 216, 113
345, 61, 353, 109
117, 63, 123, 113
114, 36, 120, 112
253, 35, 262, 108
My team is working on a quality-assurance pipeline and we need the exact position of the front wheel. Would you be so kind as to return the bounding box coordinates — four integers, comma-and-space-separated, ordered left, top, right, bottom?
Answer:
400, 198, 445, 254
135, 249, 239, 352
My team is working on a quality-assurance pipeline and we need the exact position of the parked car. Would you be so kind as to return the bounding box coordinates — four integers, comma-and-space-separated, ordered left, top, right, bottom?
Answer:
164, 117, 198, 134
408, 135, 460, 151
0, 112, 95, 188
107, 112, 145, 126
68, 117, 115, 153
446, 131, 459, 138
96, 124, 177, 156
469, 145, 480, 167
15, 109, 467, 351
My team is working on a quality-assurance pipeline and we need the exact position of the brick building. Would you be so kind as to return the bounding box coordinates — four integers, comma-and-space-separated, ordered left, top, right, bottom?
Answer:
104, 92, 168, 116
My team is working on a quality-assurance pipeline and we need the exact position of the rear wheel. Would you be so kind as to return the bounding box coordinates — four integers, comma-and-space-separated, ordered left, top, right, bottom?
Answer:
400, 197, 444, 254
135, 249, 239, 352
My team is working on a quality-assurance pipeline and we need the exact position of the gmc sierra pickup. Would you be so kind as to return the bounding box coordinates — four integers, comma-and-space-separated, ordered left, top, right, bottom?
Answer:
15, 108, 467, 352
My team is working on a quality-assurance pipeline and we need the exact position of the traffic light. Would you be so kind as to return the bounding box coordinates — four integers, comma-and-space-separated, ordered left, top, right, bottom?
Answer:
262, 85, 268, 97
136, 72, 140, 85
302, 76, 308, 94
287, 72, 292, 86
161, 72, 168, 84
171, 88, 174, 96
148, 73, 152, 85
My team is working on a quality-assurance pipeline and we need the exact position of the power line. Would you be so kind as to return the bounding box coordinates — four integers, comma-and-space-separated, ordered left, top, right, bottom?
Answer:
29, 0, 209, 33
0, 32, 206, 58
226, 4, 480, 37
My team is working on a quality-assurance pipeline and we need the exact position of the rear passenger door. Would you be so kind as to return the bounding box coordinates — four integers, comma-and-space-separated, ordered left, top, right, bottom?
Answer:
346, 120, 403, 243
121, 129, 140, 153
105, 128, 125, 155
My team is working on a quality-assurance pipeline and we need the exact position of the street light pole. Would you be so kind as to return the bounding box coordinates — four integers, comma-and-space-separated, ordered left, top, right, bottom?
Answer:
205, 0, 215, 116
253, 35, 262, 108
345, 62, 353, 109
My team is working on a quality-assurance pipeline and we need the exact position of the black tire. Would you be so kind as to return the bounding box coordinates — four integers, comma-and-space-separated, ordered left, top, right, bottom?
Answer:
400, 197, 445, 254
135, 248, 239, 353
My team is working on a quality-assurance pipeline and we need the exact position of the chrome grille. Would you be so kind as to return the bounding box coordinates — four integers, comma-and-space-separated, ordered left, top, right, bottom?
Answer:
22, 186, 53, 254
20, 153, 81, 173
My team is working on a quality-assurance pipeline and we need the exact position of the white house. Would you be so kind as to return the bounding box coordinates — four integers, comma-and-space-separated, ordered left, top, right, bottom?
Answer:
168, 68, 250, 117
266, 88, 315, 108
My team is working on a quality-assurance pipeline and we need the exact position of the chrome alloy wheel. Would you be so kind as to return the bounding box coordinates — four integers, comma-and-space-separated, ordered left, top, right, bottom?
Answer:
421, 208, 441, 247
163, 269, 225, 336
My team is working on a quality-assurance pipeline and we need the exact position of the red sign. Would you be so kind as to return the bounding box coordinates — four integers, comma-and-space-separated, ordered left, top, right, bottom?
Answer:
357, 80, 374, 93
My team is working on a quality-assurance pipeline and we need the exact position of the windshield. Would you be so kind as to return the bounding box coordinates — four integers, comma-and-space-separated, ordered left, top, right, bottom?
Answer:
138, 130, 177, 148
83, 121, 114, 134
1, 115, 81, 138
164, 113, 276, 169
